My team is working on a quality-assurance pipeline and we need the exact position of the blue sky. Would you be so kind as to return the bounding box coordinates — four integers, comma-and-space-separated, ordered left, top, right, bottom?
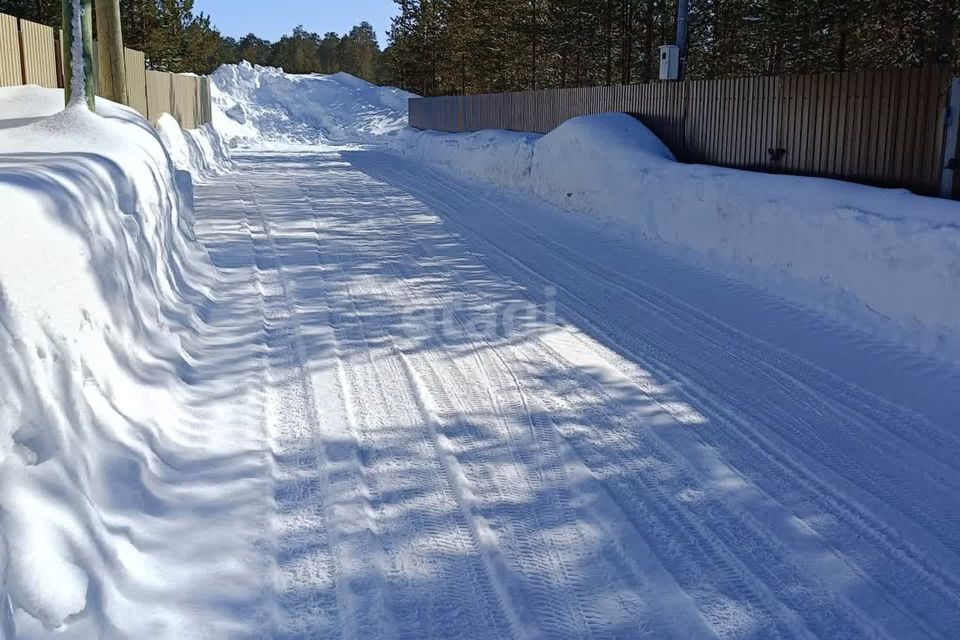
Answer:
193, 0, 399, 44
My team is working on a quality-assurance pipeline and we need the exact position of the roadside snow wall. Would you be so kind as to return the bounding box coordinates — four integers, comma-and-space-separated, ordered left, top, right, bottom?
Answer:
155, 112, 234, 177
0, 86, 223, 636
210, 61, 415, 147
396, 113, 960, 360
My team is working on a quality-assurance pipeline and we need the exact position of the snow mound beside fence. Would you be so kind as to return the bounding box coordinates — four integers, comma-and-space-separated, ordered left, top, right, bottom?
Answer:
155, 112, 234, 177
396, 113, 960, 360
210, 61, 415, 147
0, 86, 226, 635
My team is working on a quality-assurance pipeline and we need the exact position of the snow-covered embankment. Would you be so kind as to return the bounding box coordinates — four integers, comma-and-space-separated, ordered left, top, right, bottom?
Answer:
395, 114, 960, 360
210, 61, 415, 147
0, 87, 236, 637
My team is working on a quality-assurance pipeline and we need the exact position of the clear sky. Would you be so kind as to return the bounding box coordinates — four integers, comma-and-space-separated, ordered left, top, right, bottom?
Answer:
193, 0, 399, 44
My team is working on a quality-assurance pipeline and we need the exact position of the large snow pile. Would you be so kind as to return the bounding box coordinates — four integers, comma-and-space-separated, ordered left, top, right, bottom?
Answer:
0, 87, 231, 637
396, 113, 960, 360
210, 61, 415, 147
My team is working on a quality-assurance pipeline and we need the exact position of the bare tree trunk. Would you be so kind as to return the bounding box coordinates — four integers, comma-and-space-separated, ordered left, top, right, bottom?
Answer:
837, 23, 848, 72
620, 0, 634, 84
531, 0, 539, 89
935, 0, 956, 65
605, 0, 613, 84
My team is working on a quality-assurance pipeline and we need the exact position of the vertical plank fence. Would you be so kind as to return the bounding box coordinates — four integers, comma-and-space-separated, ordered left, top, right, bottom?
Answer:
0, 10, 211, 128
145, 69, 173, 123
123, 47, 147, 116
410, 67, 959, 198
18, 19, 57, 88
0, 13, 20, 86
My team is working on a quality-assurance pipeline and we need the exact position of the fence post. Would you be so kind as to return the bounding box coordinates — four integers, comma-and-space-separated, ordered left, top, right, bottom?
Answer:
16, 18, 26, 84
940, 77, 960, 198
94, 0, 126, 104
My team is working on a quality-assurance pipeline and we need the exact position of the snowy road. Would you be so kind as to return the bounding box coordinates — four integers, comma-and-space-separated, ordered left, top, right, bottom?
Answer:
193, 149, 960, 640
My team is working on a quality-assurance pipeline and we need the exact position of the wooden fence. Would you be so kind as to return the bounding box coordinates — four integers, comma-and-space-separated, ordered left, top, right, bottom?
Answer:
0, 11, 211, 128
410, 67, 959, 198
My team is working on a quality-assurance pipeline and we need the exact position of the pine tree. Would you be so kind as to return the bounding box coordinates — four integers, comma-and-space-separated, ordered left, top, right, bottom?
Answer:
0, 0, 61, 28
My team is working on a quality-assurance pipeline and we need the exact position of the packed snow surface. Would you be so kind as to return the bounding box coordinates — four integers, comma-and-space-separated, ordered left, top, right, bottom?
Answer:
4, 70, 960, 640
396, 113, 960, 360
210, 61, 415, 147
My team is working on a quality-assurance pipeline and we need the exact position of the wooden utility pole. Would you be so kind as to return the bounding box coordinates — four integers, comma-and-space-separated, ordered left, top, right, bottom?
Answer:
63, 0, 96, 109
96, 0, 127, 104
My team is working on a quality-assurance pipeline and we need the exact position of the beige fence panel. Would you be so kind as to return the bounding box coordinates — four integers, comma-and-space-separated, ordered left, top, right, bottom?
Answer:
0, 13, 21, 86
124, 48, 147, 116
171, 73, 199, 129
20, 18, 57, 88
146, 69, 172, 124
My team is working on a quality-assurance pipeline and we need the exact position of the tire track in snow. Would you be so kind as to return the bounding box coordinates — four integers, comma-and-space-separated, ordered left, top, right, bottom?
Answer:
342, 171, 810, 640
241, 172, 401, 640
351, 153, 960, 639
297, 158, 515, 640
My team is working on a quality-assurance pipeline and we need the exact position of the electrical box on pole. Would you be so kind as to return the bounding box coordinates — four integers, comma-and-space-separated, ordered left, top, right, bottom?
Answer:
659, 45, 680, 81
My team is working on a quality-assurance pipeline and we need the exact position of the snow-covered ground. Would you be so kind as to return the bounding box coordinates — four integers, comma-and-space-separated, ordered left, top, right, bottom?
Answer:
395, 114, 960, 361
3, 62, 960, 640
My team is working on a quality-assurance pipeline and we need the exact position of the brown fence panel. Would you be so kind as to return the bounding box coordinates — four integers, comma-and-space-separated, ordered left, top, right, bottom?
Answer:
409, 67, 954, 195
774, 67, 949, 192
146, 69, 172, 124
0, 13, 21, 86
123, 47, 147, 116
20, 18, 57, 88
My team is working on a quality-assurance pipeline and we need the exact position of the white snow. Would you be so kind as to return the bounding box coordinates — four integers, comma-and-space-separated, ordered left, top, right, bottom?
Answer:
210, 61, 415, 147
395, 113, 960, 361
4, 61, 960, 640
0, 86, 249, 638
155, 112, 233, 177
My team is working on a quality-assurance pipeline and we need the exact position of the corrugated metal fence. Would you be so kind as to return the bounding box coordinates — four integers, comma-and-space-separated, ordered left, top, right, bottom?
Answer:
18, 18, 57, 88
410, 67, 959, 198
0, 11, 211, 128
0, 13, 19, 86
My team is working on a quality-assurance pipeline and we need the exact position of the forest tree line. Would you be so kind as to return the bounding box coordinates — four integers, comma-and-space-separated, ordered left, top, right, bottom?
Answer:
1, 0, 956, 94
379, 0, 960, 96
0, 0, 382, 79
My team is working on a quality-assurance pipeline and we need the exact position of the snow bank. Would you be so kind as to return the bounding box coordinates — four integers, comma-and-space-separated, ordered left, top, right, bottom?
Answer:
0, 87, 219, 635
396, 113, 960, 360
155, 112, 233, 177
210, 61, 415, 147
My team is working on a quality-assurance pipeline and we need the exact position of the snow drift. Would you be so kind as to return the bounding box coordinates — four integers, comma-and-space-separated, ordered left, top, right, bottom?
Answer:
396, 113, 960, 360
0, 87, 236, 637
155, 112, 234, 177
210, 61, 415, 147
